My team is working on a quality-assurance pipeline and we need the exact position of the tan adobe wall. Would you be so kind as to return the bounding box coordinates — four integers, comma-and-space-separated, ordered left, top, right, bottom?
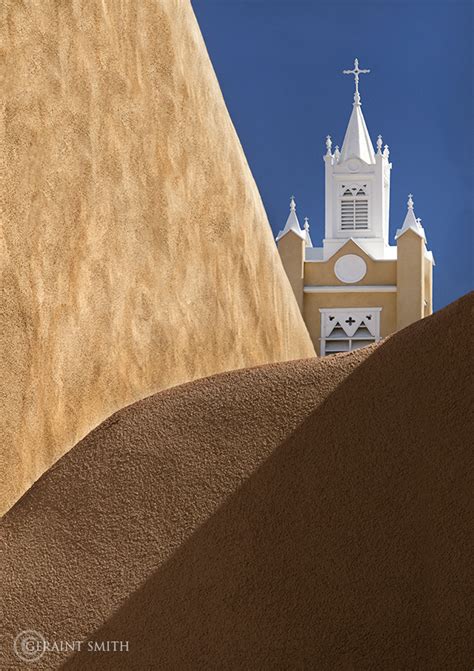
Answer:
1, 295, 472, 669
0, 0, 315, 515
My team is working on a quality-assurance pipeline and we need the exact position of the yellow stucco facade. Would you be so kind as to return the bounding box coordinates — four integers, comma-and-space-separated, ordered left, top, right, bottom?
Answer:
278, 231, 433, 356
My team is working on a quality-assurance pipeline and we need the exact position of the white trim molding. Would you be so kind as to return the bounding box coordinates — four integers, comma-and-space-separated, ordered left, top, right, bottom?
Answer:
304, 285, 396, 293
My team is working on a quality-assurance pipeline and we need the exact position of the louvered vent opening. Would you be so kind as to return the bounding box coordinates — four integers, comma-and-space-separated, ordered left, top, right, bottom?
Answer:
354, 199, 368, 229
320, 309, 380, 357
340, 185, 369, 230
341, 201, 355, 230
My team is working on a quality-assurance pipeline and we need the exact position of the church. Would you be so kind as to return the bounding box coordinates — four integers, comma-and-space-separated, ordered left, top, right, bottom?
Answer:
276, 59, 434, 356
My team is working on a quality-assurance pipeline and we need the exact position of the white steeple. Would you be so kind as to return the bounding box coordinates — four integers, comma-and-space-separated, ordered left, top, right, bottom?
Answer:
276, 196, 306, 241
322, 58, 393, 260
340, 58, 375, 165
339, 106, 375, 165
395, 194, 427, 242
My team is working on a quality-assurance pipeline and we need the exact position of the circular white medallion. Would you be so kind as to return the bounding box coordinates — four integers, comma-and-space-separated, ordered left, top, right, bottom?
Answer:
334, 254, 367, 283
347, 159, 360, 172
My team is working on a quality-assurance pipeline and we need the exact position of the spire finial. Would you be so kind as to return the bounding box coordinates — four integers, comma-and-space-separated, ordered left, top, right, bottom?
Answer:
383, 144, 390, 158
290, 195, 296, 212
343, 58, 370, 105
407, 194, 414, 210
334, 145, 340, 161
304, 217, 310, 231
376, 135, 383, 154
325, 135, 332, 155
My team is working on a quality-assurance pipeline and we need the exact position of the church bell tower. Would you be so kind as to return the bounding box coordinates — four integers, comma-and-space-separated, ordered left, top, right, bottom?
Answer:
323, 58, 391, 260
276, 58, 434, 356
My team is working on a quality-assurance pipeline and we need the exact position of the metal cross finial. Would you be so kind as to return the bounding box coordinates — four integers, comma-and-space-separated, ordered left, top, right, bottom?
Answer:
343, 58, 370, 105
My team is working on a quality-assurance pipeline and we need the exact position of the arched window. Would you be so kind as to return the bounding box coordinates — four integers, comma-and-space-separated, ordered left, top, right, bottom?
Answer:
340, 184, 369, 230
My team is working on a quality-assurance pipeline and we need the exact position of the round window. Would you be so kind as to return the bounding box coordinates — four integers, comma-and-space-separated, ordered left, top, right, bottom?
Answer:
334, 254, 367, 283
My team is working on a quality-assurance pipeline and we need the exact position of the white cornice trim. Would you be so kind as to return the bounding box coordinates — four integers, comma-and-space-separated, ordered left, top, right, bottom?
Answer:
304, 285, 397, 293
314, 238, 398, 263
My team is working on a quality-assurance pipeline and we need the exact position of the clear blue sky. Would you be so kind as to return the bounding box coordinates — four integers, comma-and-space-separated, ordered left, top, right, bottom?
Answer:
193, 0, 472, 310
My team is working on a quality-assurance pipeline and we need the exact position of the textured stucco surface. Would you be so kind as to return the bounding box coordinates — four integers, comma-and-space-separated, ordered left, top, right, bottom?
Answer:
1, 294, 472, 670
0, 0, 314, 515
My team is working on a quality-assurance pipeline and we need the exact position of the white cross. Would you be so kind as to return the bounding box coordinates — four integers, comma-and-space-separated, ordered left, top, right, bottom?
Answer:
343, 58, 370, 103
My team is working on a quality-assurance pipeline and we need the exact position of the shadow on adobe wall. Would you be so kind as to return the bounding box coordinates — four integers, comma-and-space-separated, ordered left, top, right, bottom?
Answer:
63, 297, 471, 670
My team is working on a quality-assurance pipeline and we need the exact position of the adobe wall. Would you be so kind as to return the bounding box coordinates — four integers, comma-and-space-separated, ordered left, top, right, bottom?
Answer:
0, 0, 314, 515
